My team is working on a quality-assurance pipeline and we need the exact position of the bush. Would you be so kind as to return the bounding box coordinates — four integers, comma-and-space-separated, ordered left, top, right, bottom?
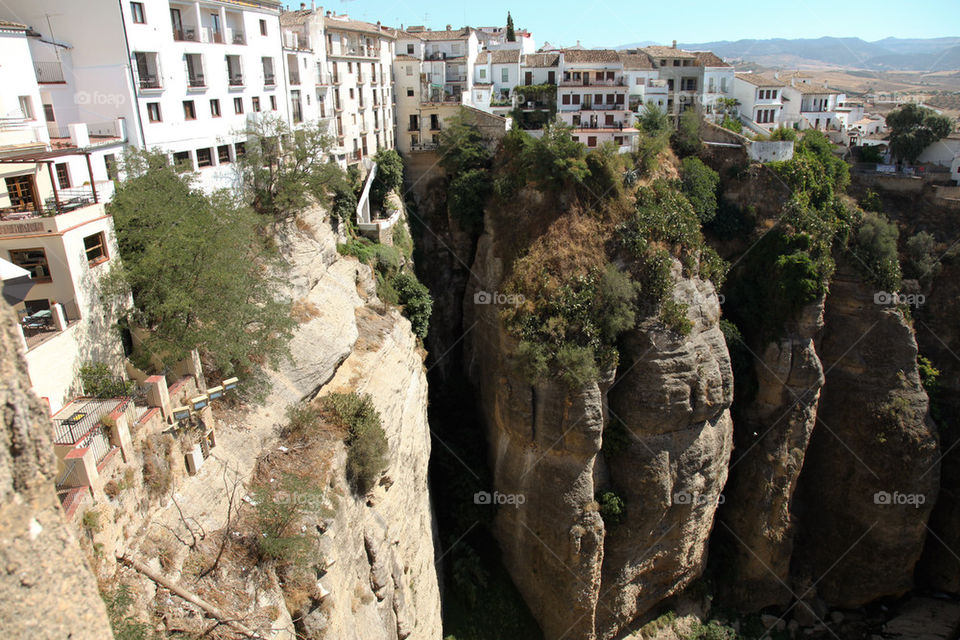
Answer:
371, 149, 404, 209
905, 230, 941, 280
555, 344, 599, 388
337, 236, 376, 264
78, 362, 135, 398
251, 472, 322, 563
637, 103, 670, 136
596, 490, 625, 526
860, 188, 883, 212
281, 402, 323, 441
769, 126, 798, 141
323, 392, 389, 494
681, 157, 720, 223
392, 222, 414, 259
448, 168, 492, 235
392, 270, 432, 339
332, 182, 358, 225
850, 211, 901, 292
720, 116, 742, 133
860, 145, 884, 163
659, 298, 693, 335
103, 584, 157, 640
671, 109, 702, 157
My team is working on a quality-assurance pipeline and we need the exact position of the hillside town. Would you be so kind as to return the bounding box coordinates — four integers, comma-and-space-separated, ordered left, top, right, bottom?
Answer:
3, 2, 960, 638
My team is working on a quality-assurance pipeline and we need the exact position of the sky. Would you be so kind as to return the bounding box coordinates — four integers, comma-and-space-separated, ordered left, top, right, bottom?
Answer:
285, 0, 958, 48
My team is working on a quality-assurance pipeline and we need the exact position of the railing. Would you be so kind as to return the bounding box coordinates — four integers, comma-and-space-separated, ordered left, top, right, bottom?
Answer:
264, 73, 276, 86
228, 74, 244, 87
53, 398, 129, 446
88, 120, 123, 139
230, 30, 246, 45
83, 425, 113, 466
410, 141, 438, 151
288, 72, 300, 85
188, 74, 205, 88
561, 77, 625, 87
34, 60, 65, 83
316, 72, 332, 85
138, 74, 161, 89
579, 104, 625, 111
55, 459, 81, 490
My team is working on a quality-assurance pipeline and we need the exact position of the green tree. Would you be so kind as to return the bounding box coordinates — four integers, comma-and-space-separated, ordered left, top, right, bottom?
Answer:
436, 110, 493, 174
323, 392, 389, 494
371, 148, 404, 210
78, 362, 135, 398
850, 211, 901, 292
235, 113, 343, 223
680, 156, 720, 223
885, 103, 953, 163
671, 108, 702, 157
637, 102, 670, 136
505, 12, 515, 41
106, 149, 294, 393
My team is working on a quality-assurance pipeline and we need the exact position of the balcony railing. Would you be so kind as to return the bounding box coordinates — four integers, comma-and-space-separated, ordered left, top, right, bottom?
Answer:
34, 61, 65, 84
410, 141, 438, 151
561, 77, 626, 87
228, 74, 244, 87
188, 74, 205, 88
53, 399, 129, 446
288, 72, 301, 85
138, 74, 161, 89
264, 73, 276, 86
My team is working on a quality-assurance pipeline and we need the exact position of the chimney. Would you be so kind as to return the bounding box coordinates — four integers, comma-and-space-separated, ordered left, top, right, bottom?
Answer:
326, 10, 331, 17
446, 24, 452, 31
376, 20, 381, 30
300, 3, 305, 9
672, 40, 677, 49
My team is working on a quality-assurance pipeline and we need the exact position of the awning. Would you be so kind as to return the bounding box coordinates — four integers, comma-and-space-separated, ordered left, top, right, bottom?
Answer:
0, 258, 34, 305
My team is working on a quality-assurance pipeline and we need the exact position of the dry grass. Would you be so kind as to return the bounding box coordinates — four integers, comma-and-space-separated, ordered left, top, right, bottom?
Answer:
290, 298, 322, 324
294, 215, 316, 238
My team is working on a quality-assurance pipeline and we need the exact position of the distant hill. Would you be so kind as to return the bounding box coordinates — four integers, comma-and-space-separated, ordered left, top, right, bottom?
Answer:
615, 36, 960, 71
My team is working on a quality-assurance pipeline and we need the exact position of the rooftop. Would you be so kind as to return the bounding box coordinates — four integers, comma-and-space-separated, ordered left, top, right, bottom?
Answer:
490, 49, 520, 64
279, 9, 312, 26
523, 52, 560, 68
643, 45, 697, 60
0, 20, 28, 30
413, 27, 474, 41
693, 51, 730, 68
791, 83, 844, 95
618, 52, 654, 70
323, 14, 396, 39
562, 48, 621, 64
735, 72, 786, 87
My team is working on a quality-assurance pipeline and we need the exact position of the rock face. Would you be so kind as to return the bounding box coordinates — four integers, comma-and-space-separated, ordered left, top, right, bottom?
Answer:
464, 233, 733, 639
719, 297, 826, 610
792, 269, 940, 606
0, 304, 114, 638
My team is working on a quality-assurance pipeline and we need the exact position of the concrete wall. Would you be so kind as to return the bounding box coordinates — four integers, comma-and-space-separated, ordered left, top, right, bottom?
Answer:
749, 140, 794, 162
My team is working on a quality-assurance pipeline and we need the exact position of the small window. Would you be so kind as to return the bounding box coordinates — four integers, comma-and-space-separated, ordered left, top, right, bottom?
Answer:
83, 232, 108, 266
501, 68, 508, 82
210, 98, 221, 117
562, 94, 570, 105
234, 97, 243, 114
130, 1, 145, 24
104, 154, 117, 180
572, 94, 580, 105
587, 136, 597, 147
349, 88, 354, 99
347, 62, 352, 73
269, 95, 277, 110
18, 96, 34, 120
217, 144, 231, 164
9, 248, 51, 282
606, 71, 614, 80
252, 97, 261, 112
43, 103, 55, 122
405, 65, 412, 76
259, 19, 267, 36
234, 141, 246, 157
147, 102, 161, 122
407, 88, 414, 97
196, 147, 213, 167
183, 100, 196, 120
406, 44, 414, 54
173, 151, 191, 172
479, 68, 486, 79
55, 162, 70, 189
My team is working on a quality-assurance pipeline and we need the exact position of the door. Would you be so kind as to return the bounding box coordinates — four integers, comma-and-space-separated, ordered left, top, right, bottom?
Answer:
5, 175, 38, 211
170, 8, 182, 38
548, 71, 555, 84
210, 13, 221, 42
525, 71, 532, 85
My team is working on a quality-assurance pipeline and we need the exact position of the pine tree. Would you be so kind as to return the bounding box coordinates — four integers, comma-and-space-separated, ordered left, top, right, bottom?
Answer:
506, 12, 515, 41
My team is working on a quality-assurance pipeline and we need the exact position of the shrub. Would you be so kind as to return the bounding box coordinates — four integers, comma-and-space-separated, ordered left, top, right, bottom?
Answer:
596, 490, 625, 526
555, 344, 599, 388
281, 402, 323, 441
860, 145, 884, 163
102, 584, 156, 640
860, 188, 883, 212
905, 230, 941, 281
142, 433, 174, 498
323, 392, 389, 494
448, 168, 492, 235
82, 509, 102, 535
769, 126, 797, 141
681, 157, 720, 223
513, 340, 550, 384
659, 298, 693, 335
371, 149, 404, 209
251, 472, 322, 563
720, 116, 742, 133
849, 211, 901, 292
337, 236, 376, 264
392, 222, 414, 259
637, 103, 670, 136
78, 362, 135, 398
392, 270, 433, 339
601, 416, 633, 457
332, 182, 358, 225
671, 108, 702, 157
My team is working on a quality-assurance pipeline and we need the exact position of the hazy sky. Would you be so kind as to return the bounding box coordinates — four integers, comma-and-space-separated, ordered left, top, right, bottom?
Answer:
286, 0, 957, 48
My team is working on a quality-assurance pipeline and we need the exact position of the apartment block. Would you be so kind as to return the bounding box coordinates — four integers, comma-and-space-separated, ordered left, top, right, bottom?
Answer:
733, 73, 787, 133
557, 49, 638, 151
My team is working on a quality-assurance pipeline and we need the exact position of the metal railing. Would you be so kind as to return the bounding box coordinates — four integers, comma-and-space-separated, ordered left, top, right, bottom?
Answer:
52, 398, 129, 445
188, 73, 205, 88
264, 73, 276, 85
83, 425, 112, 466
228, 74, 244, 86
138, 74, 161, 89
35, 61, 65, 83
288, 72, 301, 85
55, 459, 81, 490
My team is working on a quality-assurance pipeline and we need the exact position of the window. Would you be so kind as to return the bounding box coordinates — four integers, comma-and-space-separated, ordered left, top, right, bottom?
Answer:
562, 94, 570, 105
130, 2, 145, 23
349, 88, 354, 99
501, 68, 508, 82
606, 71, 614, 80
407, 88, 414, 97
636, 77, 642, 86
217, 145, 231, 164
616, 94, 624, 105
55, 163, 70, 189
252, 97, 261, 112
196, 147, 213, 167
43, 103, 55, 122
83, 232, 108, 266
9, 248, 51, 282
147, 102, 161, 122
183, 100, 196, 120
210, 99, 221, 117
259, 19, 267, 36
104, 154, 117, 180
173, 151, 192, 171
405, 65, 412, 76
595, 72, 603, 81
234, 141, 245, 158
234, 97, 243, 114
18, 96, 34, 120
606, 93, 614, 103
269, 95, 277, 110
572, 94, 580, 105
594, 93, 602, 104
587, 136, 597, 147
347, 62, 352, 73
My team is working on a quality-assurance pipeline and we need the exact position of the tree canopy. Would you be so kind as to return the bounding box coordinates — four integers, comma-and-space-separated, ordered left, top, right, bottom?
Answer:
506, 12, 515, 41
885, 103, 953, 163
106, 149, 294, 395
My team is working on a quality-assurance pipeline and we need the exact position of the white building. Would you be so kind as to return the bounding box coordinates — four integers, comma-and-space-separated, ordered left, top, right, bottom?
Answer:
781, 83, 847, 133
733, 73, 787, 133
1, 0, 290, 192
556, 49, 637, 151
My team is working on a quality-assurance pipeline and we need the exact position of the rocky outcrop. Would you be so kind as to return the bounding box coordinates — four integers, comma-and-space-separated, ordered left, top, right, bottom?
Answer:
0, 304, 114, 638
718, 297, 825, 610
792, 268, 940, 606
464, 232, 733, 639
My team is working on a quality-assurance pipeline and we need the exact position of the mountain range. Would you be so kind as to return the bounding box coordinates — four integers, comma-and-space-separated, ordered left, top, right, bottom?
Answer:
615, 36, 960, 71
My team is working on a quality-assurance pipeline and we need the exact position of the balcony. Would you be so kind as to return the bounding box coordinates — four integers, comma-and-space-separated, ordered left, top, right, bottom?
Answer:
316, 73, 333, 85
34, 61, 65, 84
229, 29, 245, 45
138, 74, 162, 90
288, 72, 301, 86
188, 73, 205, 89
264, 73, 276, 87
560, 77, 625, 87
0, 185, 113, 222
410, 141, 438, 151
283, 31, 310, 50
228, 74, 244, 87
